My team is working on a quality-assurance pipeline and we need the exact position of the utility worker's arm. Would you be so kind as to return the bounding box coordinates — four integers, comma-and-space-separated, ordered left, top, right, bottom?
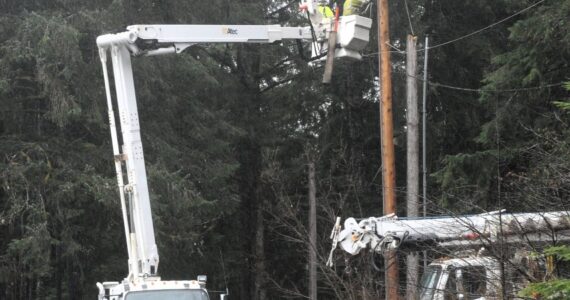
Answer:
344, 0, 363, 15
318, 0, 344, 18
318, 0, 363, 18
317, 4, 334, 17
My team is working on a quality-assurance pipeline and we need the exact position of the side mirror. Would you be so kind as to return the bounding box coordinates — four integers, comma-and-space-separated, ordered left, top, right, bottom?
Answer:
456, 269, 465, 300
197, 275, 207, 283
220, 288, 229, 300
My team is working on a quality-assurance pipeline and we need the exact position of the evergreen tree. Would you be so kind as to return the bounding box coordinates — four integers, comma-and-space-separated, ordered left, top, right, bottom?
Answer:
434, 0, 570, 211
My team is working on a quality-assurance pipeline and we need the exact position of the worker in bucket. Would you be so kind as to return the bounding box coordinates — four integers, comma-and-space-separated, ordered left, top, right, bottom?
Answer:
318, 0, 362, 17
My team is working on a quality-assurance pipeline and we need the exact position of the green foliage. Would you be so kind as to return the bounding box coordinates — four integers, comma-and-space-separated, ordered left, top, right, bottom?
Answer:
433, 150, 499, 209
1, 13, 84, 127
521, 246, 570, 299
544, 246, 570, 261
0, 137, 125, 298
552, 82, 570, 111
0, 0, 242, 297
553, 101, 570, 111
433, 0, 570, 212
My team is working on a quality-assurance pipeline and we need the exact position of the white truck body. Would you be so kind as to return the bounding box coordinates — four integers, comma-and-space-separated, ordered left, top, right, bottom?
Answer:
330, 210, 570, 299
418, 251, 549, 300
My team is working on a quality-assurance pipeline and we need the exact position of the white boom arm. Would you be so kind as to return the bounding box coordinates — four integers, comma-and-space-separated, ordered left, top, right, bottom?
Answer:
97, 5, 371, 281
332, 211, 570, 258
97, 14, 372, 59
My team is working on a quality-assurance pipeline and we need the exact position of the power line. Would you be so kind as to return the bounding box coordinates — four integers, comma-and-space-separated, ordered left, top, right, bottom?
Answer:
363, 0, 546, 56
198, 46, 563, 94
400, 71, 565, 93
427, 81, 564, 93
426, 0, 545, 51
403, 0, 415, 36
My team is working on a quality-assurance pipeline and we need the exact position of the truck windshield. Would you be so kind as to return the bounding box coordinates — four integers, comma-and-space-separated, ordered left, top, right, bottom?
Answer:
418, 266, 442, 300
125, 290, 209, 300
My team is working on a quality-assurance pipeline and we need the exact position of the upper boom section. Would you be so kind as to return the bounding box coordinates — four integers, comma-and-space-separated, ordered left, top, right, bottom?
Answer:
97, 25, 310, 53
130, 24, 312, 44
97, 15, 372, 59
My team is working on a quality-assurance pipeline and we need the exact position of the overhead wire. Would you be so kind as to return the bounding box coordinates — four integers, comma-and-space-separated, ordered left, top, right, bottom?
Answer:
397, 71, 565, 93
306, 11, 322, 59
403, 0, 415, 36
425, 0, 545, 51
425, 81, 564, 93
361, 0, 558, 93
362, 0, 546, 56
198, 0, 558, 93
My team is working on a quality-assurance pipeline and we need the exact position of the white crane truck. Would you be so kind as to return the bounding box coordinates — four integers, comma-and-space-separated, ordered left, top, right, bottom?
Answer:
330, 210, 570, 299
95, 2, 372, 299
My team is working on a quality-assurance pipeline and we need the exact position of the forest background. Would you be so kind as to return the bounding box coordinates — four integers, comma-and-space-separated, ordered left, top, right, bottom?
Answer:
0, 0, 569, 299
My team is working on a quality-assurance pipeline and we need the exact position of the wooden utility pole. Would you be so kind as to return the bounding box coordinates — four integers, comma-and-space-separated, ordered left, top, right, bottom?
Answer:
308, 162, 317, 300
378, 0, 398, 299
405, 34, 419, 300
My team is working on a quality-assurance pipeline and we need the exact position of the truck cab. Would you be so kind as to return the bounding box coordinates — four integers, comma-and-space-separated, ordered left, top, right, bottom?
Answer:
418, 256, 501, 300
98, 276, 225, 300
124, 289, 209, 300
417, 249, 548, 300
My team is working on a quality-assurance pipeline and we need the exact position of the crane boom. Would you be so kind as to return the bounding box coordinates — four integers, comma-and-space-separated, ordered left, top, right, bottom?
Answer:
97, 19, 371, 279
333, 210, 570, 257
96, 4, 372, 297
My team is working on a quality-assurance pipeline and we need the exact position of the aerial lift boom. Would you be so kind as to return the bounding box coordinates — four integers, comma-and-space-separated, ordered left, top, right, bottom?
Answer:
96, 2, 371, 298
332, 210, 570, 257
329, 211, 570, 299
